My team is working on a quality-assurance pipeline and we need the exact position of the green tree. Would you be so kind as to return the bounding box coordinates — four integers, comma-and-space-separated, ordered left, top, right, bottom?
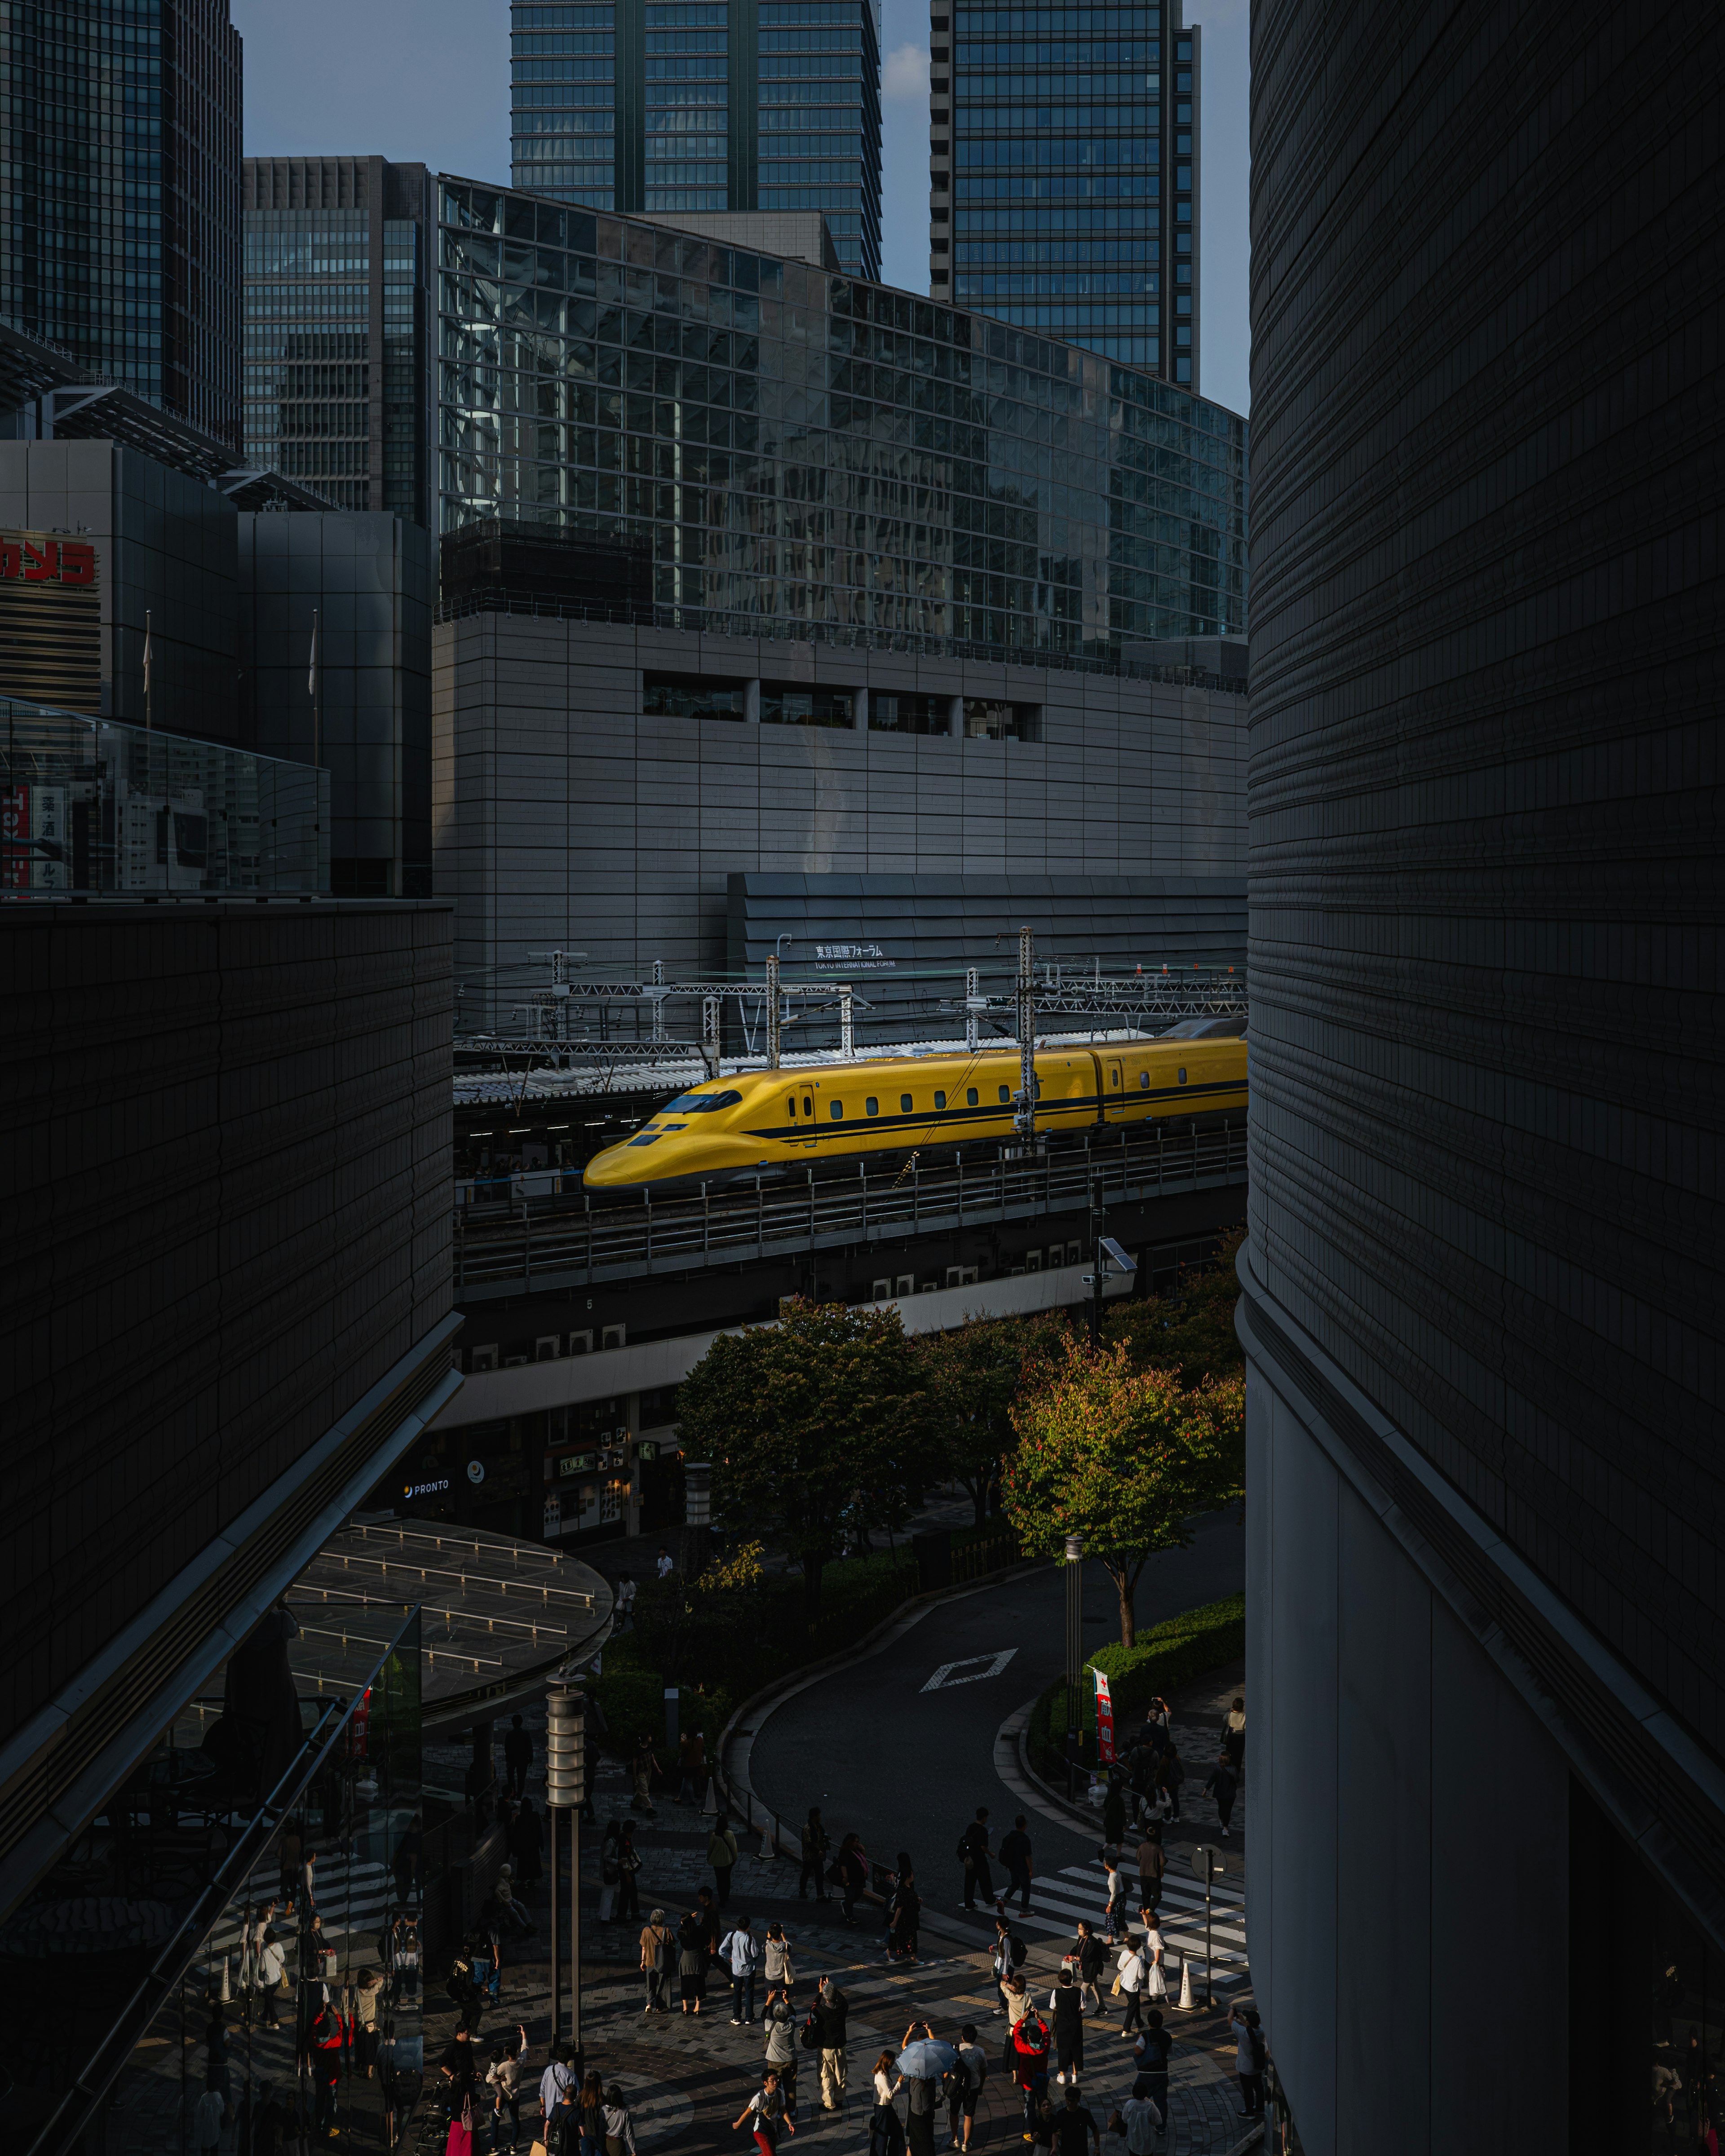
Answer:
1001, 1333, 1244, 1646
676, 1299, 924, 1627
1104, 1226, 1245, 1383
914, 1310, 1069, 1524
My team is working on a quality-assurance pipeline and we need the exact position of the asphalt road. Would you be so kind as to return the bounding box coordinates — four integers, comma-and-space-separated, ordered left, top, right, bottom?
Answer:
747, 1510, 1243, 1903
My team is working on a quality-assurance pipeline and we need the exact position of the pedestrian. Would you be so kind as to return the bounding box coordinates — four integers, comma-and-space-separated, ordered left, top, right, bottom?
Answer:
639, 1908, 676, 2012
708, 1814, 740, 1908
951, 2024, 987, 2151
1028, 2096, 1058, 2156
1115, 1933, 1148, 2034
677, 1726, 707, 1807
487, 2026, 528, 2154
1154, 1744, 1183, 1823
1072, 1921, 1106, 2016
721, 1914, 764, 2025
957, 1808, 995, 1912
888, 1867, 921, 1962
872, 2050, 900, 2109
444, 1944, 483, 2036
1102, 1775, 1127, 1849
575, 2069, 606, 2156
1010, 2008, 1051, 2134
834, 1833, 868, 1924
602, 2083, 637, 2156
678, 1908, 708, 2014
901, 2029, 939, 2156
539, 2046, 578, 2141
999, 1814, 1034, 1916
1132, 2012, 1172, 2128
813, 1973, 849, 2112
615, 1574, 637, 1631
799, 1808, 831, 1901
441, 2023, 482, 2109
1046, 1968, 1084, 2086
1122, 2082, 1164, 2152
1202, 1756, 1238, 1838
1134, 1825, 1163, 1913
192, 2082, 227, 2156
503, 1714, 533, 1799
616, 1822, 643, 1920
764, 1921, 796, 1990
656, 1546, 675, 1582
762, 1987, 801, 2116
1000, 1970, 1031, 2068
353, 1969, 384, 2077
1053, 2084, 1100, 2156
1229, 2006, 1266, 2117
989, 1917, 1017, 2015
695, 1885, 722, 1963
1221, 1698, 1245, 1782
1101, 1852, 1128, 1944
1141, 1916, 1168, 2006
733, 2068, 794, 2156
629, 1733, 659, 1816
510, 1797, 544, 1888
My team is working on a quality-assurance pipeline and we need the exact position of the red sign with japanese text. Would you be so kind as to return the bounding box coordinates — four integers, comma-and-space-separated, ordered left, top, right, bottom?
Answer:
0, 536, 96, 584
1093, 1668, 1115, 1765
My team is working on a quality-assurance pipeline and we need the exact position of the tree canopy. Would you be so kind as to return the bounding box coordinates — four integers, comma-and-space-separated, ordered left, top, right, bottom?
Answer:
675, 1298, 924, 1624
1000, 1333, 1244, 1646
1103, 1226, 1245, 1383
913, 1309, 1068, 1523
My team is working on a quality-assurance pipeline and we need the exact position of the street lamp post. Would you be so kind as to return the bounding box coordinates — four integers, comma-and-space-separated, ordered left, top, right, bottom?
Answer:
683, 1460, 712, 1583
546, 1686, 588, 2054
1064, 1534, 1084, 1798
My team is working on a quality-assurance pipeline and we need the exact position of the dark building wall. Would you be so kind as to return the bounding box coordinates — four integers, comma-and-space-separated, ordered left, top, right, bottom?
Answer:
1243, 1, 1725, 2146
0, 902, 454, 1756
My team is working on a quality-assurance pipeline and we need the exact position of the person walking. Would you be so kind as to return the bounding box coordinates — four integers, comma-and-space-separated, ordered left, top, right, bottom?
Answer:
615, 1823, 643, 1922
834, 1834, 868, 1926
1052, 2085, 1100, 2156
639, 1908, 676, 2013
486, 2027, 528, 2154
722, 1914, 765, 2025
957, 1809, 996, 1912
1229, 2006, 1266, 2117
677, 1908, 708, 2015
1154, 1744, 1184, 1824
1046, 1968, 1084, 2087
629, 1733, 659, 1816
733, 2068, 794, 2156
951, 2025, 987, 2152
812, 1973, 849, 2112
1222, 1698, 1245, 1783
1202, 1756, 1238, 1838
1072, 1920, 1106, 2016
503, 1715, 534, 1800
763, 1922, 795, 1991
708, 1815, 740, 1908
1134, 1825, 1163, 1913
762, 1988, 801, 2118
799, 1808, 831, 1901
998, 1815, 1034, 1916
1132, 2010, 1173, 2130
1102, 1853, 1128, 1944
1115, 1933, 1148, 2034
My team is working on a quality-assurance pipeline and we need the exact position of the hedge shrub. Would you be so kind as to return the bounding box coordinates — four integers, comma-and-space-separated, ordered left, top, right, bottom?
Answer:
1027, 1592, 1245, 1775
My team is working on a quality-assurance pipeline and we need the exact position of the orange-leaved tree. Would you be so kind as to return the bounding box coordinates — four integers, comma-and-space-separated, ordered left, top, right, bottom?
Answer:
1000, 1334, 1244, 1646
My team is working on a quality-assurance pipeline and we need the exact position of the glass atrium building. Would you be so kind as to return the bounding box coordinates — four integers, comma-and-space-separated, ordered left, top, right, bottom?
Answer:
509, 0, 883, 281
932, 0, 1199, 379
438, 175, 1243, 649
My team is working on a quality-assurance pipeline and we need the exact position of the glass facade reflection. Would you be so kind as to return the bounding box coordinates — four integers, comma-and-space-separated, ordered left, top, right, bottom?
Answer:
510, 0, 884, 280
438, 176, 1245, 647
7, 1607, 422, 2156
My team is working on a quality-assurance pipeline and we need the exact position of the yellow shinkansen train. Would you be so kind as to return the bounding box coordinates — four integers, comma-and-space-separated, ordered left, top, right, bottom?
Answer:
580, 1016, 1247, 1197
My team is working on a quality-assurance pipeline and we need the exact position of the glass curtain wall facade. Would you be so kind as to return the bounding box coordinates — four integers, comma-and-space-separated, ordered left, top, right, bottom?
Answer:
243, 160, 436, 521
0, 0, 242, 445
933, 0, 1198, 380
438, 175, 1243, 645
511, 0, 882, 280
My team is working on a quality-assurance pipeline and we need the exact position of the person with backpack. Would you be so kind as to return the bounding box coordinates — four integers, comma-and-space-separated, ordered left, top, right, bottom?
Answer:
1071, 1920, 1106, 2016
1011, 2007, 1052, 2133
811, 1973, 849, 2112
799, 1808, 831, 1901
733, 2068, 795, 2156
639, 1908, 677, 2013
721, 1914, 765, 2025
1045, 1967, 1085, 2085
538, 2045, 577, 2146
956, 1809, 996, 1913
950, 2025, 987, 2152
998, 1815, 1034, 1917
1229, 2005, 1266, 2116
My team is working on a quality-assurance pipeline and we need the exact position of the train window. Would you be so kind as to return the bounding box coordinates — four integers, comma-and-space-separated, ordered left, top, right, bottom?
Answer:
998, 1084, 1011, 1103
627, 1135, 660, 1147
786, 1096, 796, 1120
1178, 1068, 1188, 1084
1138, 1071, 1149, 1089
901, 1093, 913, 1113
934, 1091, 947, 1109
830, 1100, 844, 1120
802, 1096, 813, 1116
866, 1097, 879, 1117
967, 1087, 979, 1106
666, 1089, 742, 1112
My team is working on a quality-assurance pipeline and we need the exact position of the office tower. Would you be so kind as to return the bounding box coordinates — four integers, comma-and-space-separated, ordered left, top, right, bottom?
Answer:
1245, 2, 1724, 2147
510, 0, 883, 280
932, 0, 1194, 376
0, 0, 242, 445
242, 158, 436, 524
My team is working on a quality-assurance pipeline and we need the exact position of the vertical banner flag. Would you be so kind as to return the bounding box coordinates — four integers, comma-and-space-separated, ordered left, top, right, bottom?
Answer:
1093, 1668, 1115, 1764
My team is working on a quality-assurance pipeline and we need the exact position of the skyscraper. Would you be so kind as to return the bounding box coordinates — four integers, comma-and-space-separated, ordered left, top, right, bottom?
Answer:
1245, 1, 1724, 2145
0, 0, 242, 446
510, 0, 883, 281
932, 0, 1195, 378
242, 158, 436, 524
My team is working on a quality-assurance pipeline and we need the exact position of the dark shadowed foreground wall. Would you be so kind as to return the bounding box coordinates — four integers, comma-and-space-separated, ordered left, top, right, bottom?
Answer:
0, 902, 460, 1914
1241, 3, 1724, 2148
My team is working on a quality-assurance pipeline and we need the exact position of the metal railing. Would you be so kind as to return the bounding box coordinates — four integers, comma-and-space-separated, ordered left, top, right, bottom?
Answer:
453, 1122, 1248, 1298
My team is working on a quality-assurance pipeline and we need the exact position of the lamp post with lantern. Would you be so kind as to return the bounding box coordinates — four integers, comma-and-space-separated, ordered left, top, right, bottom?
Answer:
546, 1684, 587, 2051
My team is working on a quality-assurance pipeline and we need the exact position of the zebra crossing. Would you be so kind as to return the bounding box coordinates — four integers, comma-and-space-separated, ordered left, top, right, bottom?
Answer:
204, 1849, 401, 1968
952, 1861, 1251, 1989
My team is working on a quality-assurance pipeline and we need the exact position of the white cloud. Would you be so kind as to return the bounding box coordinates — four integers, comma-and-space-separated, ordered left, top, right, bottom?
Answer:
883, 42, 931, 101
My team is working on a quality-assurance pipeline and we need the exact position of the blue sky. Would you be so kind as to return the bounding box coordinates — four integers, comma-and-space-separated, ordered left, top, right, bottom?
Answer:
232, 0, 1249, 415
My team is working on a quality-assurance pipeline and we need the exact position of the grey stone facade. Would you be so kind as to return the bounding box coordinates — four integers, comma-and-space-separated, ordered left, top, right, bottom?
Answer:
433, 611, 1247, 1024
1244, 0, 1725, 2146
